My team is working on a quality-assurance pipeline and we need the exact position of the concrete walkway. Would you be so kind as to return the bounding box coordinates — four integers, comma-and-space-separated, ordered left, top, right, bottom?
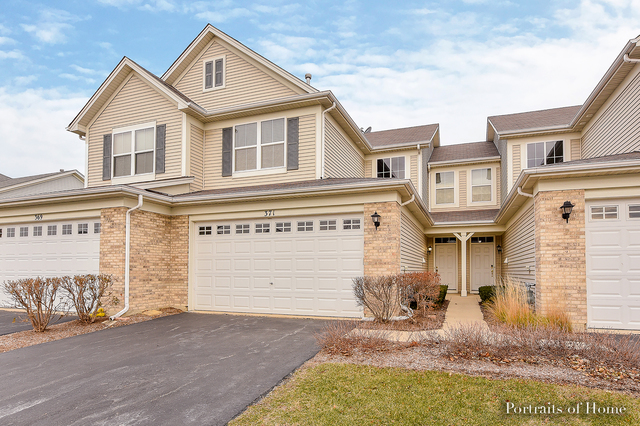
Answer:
354, 294, 489, 342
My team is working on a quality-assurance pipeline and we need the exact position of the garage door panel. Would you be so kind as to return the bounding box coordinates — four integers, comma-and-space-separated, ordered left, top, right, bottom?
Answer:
193, 215, 364, 317
214, 295, 230, 308
214, 276, 231, 289
587, 199, 640, 330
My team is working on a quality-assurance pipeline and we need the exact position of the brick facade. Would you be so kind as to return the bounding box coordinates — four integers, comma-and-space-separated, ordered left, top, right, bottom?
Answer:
364, 202, 402, 276
534, 189, 587, 329
100, 207, 189, 314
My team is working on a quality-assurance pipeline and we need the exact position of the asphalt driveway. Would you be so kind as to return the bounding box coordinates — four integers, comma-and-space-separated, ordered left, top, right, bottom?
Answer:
0, 309, 76, 336
0, 313, 328, 425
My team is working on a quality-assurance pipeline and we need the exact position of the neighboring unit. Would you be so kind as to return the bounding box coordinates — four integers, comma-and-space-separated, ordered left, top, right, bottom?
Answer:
1, 26, 639, 331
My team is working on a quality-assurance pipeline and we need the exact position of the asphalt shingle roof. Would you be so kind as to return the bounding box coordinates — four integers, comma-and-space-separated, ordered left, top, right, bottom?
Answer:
541, 151, 640, 167
429, 141, 499, 163
0, 171, 68, 190
489, 105, 581, 134
430, 209, 500, 223
365, 124, 438, 148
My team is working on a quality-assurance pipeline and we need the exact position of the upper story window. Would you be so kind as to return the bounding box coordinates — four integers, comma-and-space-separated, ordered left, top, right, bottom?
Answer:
471, 168, 492, 202
234, 118, 285, 173
377, 157, 405, 178
113, 125, 155, 178
527, 141, 563, 168
204, 57, 225, 90
435, 171, 454, 204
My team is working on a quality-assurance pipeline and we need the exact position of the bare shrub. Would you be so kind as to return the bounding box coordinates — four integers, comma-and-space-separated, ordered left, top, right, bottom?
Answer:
315, 320, 397, 356
60, 274, 114, 324
398, 272, 441, 317
3, 277, 65, 332
352, 275, 399, 322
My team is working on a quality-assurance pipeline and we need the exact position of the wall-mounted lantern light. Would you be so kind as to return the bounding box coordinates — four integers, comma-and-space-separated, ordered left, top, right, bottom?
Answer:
560, 201, 575, 223
427, 246, 432, 255
371, 211, 381, 230
496, 245, 502, 254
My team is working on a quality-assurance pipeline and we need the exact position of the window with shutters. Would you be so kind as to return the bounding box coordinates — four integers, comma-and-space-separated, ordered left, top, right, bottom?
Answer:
111, 122, 156, 179
203, 56, 225, 91
234, 118, 286, 173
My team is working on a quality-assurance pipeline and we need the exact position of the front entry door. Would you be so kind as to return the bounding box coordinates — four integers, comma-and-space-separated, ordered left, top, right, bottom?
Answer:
435, 243, 457, 292
470, 243, 494, 292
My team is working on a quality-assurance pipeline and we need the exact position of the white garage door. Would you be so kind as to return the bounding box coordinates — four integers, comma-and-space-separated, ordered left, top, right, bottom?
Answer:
586, 199, 640, 329
0, 219, 101, 307
193, 215, 364, 317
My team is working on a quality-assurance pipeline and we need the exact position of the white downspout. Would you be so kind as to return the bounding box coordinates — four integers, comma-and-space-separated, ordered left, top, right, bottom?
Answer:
110, 194, 144, 320
320, 102, 337, 179
517, 187, 534, 198
623, 54, 640, 64
400, 194, 415, 207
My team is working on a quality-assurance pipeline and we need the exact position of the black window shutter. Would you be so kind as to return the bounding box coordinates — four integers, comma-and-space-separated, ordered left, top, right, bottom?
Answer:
156, 124, 166, 174
205, 61, 213, 89
287, 117, 299, 170
222, 127, 232, 177
102, 134, 112, 180
215, 59, 223, 87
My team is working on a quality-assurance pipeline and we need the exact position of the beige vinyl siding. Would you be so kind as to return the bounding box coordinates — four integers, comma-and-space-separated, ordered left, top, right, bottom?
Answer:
88, 74, 182, 187
174, 40, 298, 111
0, 176, 83, 199
364, 159, 373, 178
190, 124, 204, 191
421, 146, 430, 206
324, 119, 364, 178
400, 212, 427, 272
570, 139, 581, 160
410, 154, 418, 189
582, 71, 640, 159
459, 170, 467, 208
425, 236, 434, 271
202, 114, 316, 189
496, 165, 502, 204
501, 204, 536, 284
495, 135, 508, 204
512, 144, 521, 186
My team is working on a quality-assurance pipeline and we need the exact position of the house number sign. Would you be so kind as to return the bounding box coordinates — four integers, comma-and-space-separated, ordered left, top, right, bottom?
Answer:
34, 214, 43, 221
264, 210, 275, 217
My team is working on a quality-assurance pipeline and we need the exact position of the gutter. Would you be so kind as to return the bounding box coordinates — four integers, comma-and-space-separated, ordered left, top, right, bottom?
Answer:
110, 194, 144, 320
428, 156, 501, 167
320, 102, 337, 178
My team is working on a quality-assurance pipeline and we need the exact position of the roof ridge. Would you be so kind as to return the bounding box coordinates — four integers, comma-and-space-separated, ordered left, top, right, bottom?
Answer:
489, 104, 582, 119
367, 123, 438, 134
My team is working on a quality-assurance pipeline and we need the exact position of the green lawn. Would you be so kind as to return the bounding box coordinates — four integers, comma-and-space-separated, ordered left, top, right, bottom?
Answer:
231, 363, 640, 426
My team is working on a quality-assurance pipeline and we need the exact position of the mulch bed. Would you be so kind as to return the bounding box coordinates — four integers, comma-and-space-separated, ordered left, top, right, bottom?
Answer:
357, 300, 449, 331
0, 307, 182, 353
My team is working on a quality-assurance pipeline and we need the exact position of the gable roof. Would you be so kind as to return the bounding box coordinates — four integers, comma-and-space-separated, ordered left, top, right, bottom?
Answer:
0, 173, 10, 182
365, 124, 439, 149
0, 170, 83, 191
488, 105, 581, 135
162, 24, 317, 95
429, 141, 500, 164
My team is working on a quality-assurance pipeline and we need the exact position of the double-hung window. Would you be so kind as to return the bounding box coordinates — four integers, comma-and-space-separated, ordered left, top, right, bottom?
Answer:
234, 118, 285, 173
435, 171, 455, 204
113, 125, 155, 178
204, 57, 224, 90
527, 141, 563, 168
471, 168, 492, 202
377, 157, 405, 178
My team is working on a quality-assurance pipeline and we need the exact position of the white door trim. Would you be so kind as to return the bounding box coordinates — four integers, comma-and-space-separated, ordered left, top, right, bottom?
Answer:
435, 242, 458, 292
470, 241, 495, 292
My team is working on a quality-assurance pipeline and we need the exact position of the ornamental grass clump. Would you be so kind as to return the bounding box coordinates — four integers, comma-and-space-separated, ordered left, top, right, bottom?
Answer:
486, 276, 537, 328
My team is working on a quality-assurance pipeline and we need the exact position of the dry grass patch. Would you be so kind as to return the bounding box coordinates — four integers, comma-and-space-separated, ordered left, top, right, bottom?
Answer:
0, 307, 182, 353
358, 300, 449, 331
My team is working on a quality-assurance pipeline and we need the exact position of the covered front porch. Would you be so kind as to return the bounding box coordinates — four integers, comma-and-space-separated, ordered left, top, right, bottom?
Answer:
425, 231, 503, 296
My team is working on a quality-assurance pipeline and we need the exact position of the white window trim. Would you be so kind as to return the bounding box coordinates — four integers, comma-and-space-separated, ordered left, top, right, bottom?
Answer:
589, 205, 620, 222
434, 170, 457, 207
629, 204, 640, 220
111, 121, 156, 184
524, 140, 565, 169
376, 156, 406, 179
232, 117, 287, 176
468, 167, 495, 206
203, 55, 226, 92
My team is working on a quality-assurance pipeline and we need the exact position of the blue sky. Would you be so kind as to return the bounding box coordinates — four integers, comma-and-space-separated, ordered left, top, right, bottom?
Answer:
1, 0, 639, 177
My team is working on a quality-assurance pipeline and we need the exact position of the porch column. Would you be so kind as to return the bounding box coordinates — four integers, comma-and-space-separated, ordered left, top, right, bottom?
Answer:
453, 232, 474, 297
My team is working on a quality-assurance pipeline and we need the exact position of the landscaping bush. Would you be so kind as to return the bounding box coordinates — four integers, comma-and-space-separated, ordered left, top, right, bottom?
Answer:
352, 275, 399, 323
60, 274, 114, 324
437, 285, 448, 305
478, 285, 495, 304
3, 277, 64, 332
398, 272, 441, 317
315, 320, 397, 356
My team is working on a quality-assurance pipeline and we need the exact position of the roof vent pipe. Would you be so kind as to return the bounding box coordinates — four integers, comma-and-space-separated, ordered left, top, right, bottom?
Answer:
305, 73, 312, 84
623, 54, 640, 63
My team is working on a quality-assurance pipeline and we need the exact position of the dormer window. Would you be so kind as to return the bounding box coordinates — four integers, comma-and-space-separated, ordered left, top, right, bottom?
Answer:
204, 57, 225, 90
527, 141, 563, 168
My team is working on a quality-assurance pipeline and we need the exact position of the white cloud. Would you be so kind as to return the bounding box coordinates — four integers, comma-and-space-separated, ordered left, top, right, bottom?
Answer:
0, 36, 16, 45
14, 75, 37, 85
60, 73, 96, 84
21, 9, 87, 45
0, 87, 86, 177
194, 8, 255, 23
0, 24, 10, 35
0, 50, 24, 60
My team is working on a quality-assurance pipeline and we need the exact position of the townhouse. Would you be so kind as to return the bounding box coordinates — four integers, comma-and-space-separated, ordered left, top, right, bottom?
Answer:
0, 25, 638, 330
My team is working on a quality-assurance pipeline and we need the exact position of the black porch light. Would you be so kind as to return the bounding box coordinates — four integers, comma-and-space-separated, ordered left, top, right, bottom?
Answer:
560, 201, 575, 223
496, 245, 502, 253
427, 245, 432, 254
371, 211, 381, 230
